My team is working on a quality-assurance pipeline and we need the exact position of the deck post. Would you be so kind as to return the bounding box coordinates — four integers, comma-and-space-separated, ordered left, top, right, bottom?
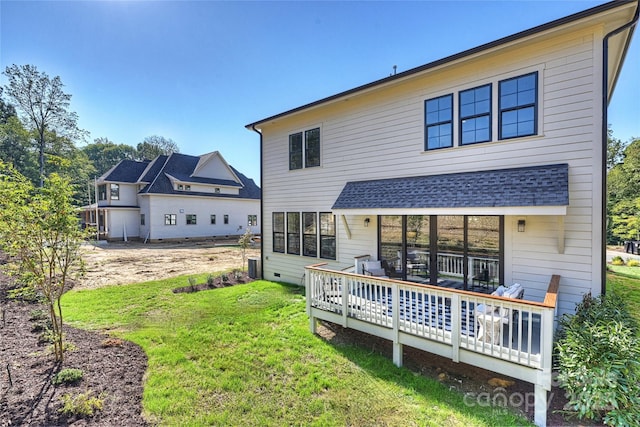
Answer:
392, 284, 402, 367
534, 384, 547, 427
450, 293, 460, 363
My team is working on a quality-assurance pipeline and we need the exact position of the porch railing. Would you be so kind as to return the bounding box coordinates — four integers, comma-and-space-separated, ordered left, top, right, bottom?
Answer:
305, 264, 560, 427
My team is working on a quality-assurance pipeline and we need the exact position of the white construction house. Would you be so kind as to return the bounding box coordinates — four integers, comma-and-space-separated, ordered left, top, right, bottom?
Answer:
246, 2, 638, 426
83, 151, 261, 242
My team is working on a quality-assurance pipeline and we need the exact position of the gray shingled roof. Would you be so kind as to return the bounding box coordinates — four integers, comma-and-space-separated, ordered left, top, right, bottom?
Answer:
102, 159, 150, 183
138, 153, 261, 200
332, 164, 569, 210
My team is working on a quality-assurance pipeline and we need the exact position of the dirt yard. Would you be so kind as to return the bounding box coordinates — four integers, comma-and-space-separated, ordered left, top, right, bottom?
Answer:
80, 240, 260, 290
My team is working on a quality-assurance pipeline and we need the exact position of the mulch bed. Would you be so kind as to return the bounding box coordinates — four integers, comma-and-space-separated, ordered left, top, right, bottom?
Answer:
0, 264, 148, 426
172, 270, 251, 293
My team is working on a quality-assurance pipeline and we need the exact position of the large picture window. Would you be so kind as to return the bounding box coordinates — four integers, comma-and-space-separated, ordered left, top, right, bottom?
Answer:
289, 127, 320, 170
302, 212, 317, 257
287, 212, 300, 255
425, 94, 453, 150
499, 72, 537, 139
273, 212, 285, 253
460, 84, 491, 145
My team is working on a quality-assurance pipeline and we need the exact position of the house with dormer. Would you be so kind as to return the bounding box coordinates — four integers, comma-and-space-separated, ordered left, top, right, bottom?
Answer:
246, 2, 637, 426
84, 151, 260, 241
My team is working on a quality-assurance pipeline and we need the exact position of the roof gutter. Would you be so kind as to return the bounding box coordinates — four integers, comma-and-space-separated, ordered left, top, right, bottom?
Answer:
601, 0, 639, 295
250, 124, 264, 280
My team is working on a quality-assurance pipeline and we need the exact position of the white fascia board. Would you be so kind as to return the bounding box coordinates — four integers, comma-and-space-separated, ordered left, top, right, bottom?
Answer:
332, 206, 567, 216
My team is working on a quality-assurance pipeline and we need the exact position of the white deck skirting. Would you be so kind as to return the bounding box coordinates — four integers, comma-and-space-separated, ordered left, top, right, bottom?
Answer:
305, 264, 560, 427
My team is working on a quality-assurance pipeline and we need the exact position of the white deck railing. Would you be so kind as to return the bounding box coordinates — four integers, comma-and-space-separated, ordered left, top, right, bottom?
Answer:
305, 264, 560, 427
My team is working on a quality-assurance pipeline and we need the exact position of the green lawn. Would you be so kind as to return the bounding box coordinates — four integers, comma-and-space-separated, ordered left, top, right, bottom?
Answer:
607, 267, 640, 325
61, 276, 530, 426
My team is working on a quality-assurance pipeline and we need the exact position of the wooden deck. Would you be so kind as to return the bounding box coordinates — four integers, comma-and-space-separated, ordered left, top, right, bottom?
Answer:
305, 264, 560, 427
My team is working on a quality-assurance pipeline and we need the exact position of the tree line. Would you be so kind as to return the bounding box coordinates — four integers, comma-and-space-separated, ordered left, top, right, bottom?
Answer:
607, 129, 640, 244
0, 64, 180, 205
1, 63, 639, 243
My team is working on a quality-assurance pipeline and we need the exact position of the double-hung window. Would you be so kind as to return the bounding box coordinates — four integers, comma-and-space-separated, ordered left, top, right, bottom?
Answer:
302, 212, 317, 257
287, 212, 300, 255
499, 72, 537, 139
425, 94, 453, 150
460, 84, 491, 145
110, 183, 120, 200
273, 212, 285, 253
289, 127, 320, 170
186, 214, 197, 225
320, 212, 336, 260
164, 214, 176, 225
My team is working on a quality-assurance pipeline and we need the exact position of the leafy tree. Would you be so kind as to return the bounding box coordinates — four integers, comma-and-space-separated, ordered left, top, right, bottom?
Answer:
606, 126, 625, 171
82, 137, 137, 176
136, 135, 179, 160
0, 87, 17, 123
238, 227, 254, 271
0, 115, 39, 183
0, 160, 90, 362
2, 64, 86, 186
608, 137, 640, 243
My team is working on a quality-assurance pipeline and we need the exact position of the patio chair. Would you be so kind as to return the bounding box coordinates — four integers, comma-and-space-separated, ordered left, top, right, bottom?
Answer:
362, 260, 388, 278
475, 283, 525, 344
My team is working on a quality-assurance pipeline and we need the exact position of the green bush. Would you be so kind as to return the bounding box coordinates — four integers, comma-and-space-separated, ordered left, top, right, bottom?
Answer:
59, 390, 104, 417
556, 293, 640, 426
52, 368, 84, 385
611, 255, 625, 266
627, 259, 639, 267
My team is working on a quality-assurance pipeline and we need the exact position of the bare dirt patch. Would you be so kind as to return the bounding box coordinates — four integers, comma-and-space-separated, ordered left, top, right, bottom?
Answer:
80, 240, 260, 290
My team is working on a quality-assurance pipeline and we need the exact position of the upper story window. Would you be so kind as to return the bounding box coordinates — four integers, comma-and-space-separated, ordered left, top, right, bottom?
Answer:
289, 127, 320, 170
98, 184, 107, 201
110, 183, 119, 200
460, 84, 491, 145
164, 214, 177, 225
499, 72, 537, 139
425, 94, 453, 150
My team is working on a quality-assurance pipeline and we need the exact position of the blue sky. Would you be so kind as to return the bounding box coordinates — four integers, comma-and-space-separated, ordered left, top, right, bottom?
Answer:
1, 1, 638, 183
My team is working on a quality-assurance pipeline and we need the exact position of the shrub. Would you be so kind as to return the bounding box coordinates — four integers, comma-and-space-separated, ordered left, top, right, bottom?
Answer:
59, 390, 104, 417
556, 293, 640, 426
52, 368, 84, 385
188, 277, 197, 287
206, 274, 215, 287
627, 258, 639, 267
610, 255, 625, 266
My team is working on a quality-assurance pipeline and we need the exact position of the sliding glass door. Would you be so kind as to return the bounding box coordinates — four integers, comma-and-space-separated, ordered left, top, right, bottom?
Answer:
379, 215, 503, 290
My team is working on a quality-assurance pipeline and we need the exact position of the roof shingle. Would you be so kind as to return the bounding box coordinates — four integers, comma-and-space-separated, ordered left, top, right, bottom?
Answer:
331, 164, 569, 210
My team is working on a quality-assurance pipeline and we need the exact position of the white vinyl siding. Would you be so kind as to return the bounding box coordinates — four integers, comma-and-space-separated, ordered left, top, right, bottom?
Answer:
259, 25, 604, 317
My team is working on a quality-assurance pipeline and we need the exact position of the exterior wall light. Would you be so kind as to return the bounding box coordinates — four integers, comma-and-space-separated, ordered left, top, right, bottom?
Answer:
517, 219, 526, 232
364, 218, 370, 227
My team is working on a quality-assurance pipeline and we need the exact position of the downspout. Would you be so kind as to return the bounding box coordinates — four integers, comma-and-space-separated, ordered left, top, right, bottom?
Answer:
251, 124, 264, 279
601, 0, 639, 295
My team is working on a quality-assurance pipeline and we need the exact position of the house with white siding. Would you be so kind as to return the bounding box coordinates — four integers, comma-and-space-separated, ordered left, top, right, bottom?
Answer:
246, 2, 637, 426
84, 151, 261, 242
